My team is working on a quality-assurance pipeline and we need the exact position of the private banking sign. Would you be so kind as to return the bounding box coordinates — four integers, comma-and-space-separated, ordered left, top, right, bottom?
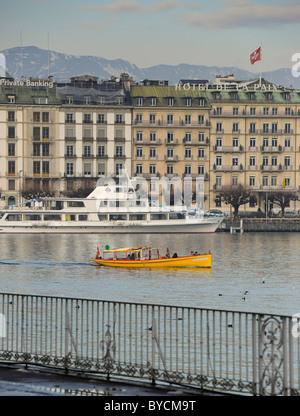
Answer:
0, 79, 54, 88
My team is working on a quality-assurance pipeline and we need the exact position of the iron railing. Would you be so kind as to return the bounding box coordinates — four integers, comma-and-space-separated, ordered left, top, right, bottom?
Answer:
0, 292, 299, 396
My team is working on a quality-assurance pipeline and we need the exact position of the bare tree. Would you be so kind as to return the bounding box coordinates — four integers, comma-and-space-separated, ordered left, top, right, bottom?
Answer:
268, 191, 298, 216
216, 184, 252, 218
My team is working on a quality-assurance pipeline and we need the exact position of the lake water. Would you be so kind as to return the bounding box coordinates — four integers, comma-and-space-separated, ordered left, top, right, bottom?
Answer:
0, 232, 299, 316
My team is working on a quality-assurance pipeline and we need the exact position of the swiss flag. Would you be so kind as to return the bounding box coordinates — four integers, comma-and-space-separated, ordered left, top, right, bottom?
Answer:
250, 47, 261, 65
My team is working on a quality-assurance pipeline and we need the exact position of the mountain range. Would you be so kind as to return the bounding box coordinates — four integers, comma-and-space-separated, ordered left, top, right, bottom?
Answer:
1, 46, 299, 89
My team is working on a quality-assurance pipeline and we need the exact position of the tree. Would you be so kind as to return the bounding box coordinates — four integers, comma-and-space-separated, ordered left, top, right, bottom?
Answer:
216, 184, 252, 218
268, 191, 298, 216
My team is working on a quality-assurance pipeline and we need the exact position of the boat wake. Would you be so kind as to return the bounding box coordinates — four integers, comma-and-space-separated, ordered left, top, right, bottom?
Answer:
0, 260, 90, 268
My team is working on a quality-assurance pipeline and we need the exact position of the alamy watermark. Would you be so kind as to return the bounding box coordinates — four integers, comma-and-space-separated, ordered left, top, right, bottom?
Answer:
291, 53, 300, 78
0, 313, 6, 338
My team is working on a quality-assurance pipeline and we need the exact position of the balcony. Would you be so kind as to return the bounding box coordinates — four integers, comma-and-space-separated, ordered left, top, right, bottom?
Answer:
261, 145, 282, 152
260, 165, 282, 171
213, 145, 244, 153
213, 164, 243, 172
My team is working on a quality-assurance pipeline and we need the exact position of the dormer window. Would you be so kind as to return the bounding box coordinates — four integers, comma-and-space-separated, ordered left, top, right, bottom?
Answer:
136, 97, 143, 106
7, 95, 16, 103
149, 97, 157, 106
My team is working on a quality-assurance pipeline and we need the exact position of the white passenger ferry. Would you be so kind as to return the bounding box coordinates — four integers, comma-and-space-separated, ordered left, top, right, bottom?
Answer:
0, 179, 224, 234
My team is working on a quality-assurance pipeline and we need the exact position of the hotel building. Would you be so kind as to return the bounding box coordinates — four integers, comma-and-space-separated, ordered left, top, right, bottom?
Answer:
1, 73, 300, 213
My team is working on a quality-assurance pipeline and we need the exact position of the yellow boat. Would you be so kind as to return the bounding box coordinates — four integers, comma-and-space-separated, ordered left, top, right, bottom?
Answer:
91, 246, 212, 268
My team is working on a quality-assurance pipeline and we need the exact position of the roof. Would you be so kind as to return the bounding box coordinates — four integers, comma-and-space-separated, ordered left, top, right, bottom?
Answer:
104, 247, 151, 252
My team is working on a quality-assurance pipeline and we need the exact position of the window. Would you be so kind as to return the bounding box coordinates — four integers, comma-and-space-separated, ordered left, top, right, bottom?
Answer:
216, 138, 222, 148
272, 123, 278, 134
262, 156, 269, 166
42, 161, 49, 176
167, 164, 173, 175
8, 143, 15, 156
285, 108, 291, 116
185, 148, 192, 159
271, 138, 278, 147
263, 108, 269, 115
150, 164, 156, 174
285, 138, 291, 148
136, 164, 143, 174
232, 176, 238, 186
8, 180, 15, 191
198, 115, 204, 125
198, 165, 204, 175
33, 112, 40, 122
249, 123, 256, 133
263, 123, 269, 133
150, 114, 156, 124
98, 145, 105, 157
271, 156, 277, 166
167, 97, 174, 106
84, 146, 91, 157
262, 176, 268, 186
284, 178, 290, 187
185, 98, 192, 106
249, 156, 256, 166
198, 148, 204, 159
232, 123, 239, 133
216, 122, 222, 132
150, 147, 156, 158
284, 156, 291, 167
66, 145, 74, 157
184, 165, 191, 174
167, 148, 173, 158
67, 163, 74, 175
167, 114, 173, 125
136, 131, 143, 142
272, 108, 278, 115
149, 97, 157, 106
98, 114, 105, 123
232, 138, 239, 148
33, 127, 40, 140
66, 96, 74, 104
198, 98, 205, 106
249, 176, 255, 187
7, 95, 16, 103
185, 132, 191, 142
285, 123, 291, 133
250, 108, 256, 115
8, 111, 15, 122
233, 107, 238, 115
33, 143, 40, 156
136, 147, 143, 158
8, 161, 15, 175
42, 127, 49, 140
216, 156, 222, 166
263, 138, 269, 147
116, 114, 123, 124
250, 138, 256, 148
42, 143, 49, 156
150, 131, 156, 142
8, 126, 15, 139
216, 176, 222, 186
66, 113, 74, 123
167, 132, 174, 143
42, 112, 49, 122
83, 113, 92, 123
116, 146, 123, 157
198, 132, 205, 143
33, 161, 40, 175
84, 163, 91, 175
185, 115, 191, 125
271, 176, 277, 186
232, 157, 238, 166
98, 163, 105, 176
216, 107, 222, 115
136, 114, 142, 124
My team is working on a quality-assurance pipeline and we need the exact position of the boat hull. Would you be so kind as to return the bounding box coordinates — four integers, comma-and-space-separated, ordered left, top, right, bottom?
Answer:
0, 220, 222, 234
91, 254, 212, 268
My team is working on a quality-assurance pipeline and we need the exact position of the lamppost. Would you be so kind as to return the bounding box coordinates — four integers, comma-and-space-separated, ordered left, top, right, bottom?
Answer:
18, 170, 23, 203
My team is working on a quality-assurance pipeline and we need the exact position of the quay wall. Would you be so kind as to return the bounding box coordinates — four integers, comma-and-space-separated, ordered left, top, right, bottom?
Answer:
219, 217, 300, 232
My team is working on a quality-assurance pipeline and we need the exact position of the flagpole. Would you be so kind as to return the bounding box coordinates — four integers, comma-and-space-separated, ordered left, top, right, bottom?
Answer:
259, 43, 262, 87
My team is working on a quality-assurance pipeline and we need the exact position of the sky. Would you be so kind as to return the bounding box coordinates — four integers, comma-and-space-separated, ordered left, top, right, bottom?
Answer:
0, 0, 300, 72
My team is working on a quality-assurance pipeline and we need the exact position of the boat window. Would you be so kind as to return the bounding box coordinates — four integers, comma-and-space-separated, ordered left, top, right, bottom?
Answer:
150, 214, 168, 220
141, 248, 150, 260
129, 214, 146, 221
169, 212, 185, 219
99, 200, 108, 207
109, 214, 127, 221
66, 214, 76, 221
68, 201, 84, 208
78, 215, 88, 221
44, 214, 61, 221
5, 214, 22, 221
0, 214, 3, 220
151, 249, 159, 259
24, 214, 42, 221
115, 251, 127, 260
98, 214, 107, 221
103, 252, 114, 260
109, 201, 127, 208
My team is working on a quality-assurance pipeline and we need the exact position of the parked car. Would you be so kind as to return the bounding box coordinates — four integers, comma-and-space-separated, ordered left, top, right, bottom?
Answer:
206, 209, 225, 216
238, 210, 265, 218
282, 209, 298, 217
